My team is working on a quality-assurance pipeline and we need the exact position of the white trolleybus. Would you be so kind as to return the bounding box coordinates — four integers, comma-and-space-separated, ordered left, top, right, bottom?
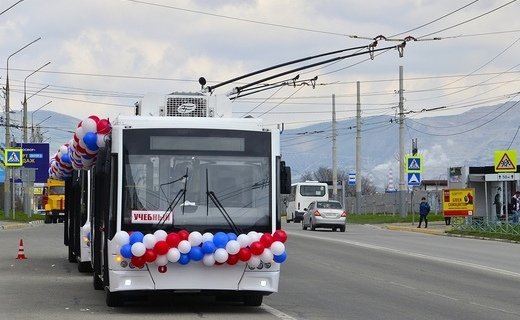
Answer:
286, 181, 329, 223
64, 170, 93, 273
86, 92, 291, 307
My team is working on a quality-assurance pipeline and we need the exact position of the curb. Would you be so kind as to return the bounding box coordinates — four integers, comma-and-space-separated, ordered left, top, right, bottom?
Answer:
0, 220, 44, 230
385, 224, 447, 236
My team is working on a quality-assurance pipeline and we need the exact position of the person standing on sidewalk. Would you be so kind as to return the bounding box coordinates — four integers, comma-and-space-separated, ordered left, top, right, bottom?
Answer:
418, 197, 430, 228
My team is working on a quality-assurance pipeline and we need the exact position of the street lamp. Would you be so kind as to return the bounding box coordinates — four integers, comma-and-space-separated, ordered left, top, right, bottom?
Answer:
31, 101, 52, 142
23, 61, 50, 142
4, 37, 41, 218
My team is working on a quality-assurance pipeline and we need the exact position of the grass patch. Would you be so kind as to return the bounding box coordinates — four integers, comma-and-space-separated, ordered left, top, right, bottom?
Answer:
0, 211, 45, 222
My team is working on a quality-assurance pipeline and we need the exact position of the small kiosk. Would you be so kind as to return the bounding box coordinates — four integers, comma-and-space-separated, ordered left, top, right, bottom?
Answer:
447, 163, 520, 223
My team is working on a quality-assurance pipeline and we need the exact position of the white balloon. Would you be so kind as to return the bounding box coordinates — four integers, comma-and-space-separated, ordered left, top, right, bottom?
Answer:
59, 145, 68, 157
113, 231, 129, 246
142, 234, 157, 249
260, 248, 273, 263
96, 134, 107, 148
225, 240, 240, 255
178, 240, 191, 254
131, 242, 146, 257
188, 231, 203, 247
202, 254, 215, 267
237, 234, 251, 248
75, 126, 85, 139
81, 118, 98, 133
167, 248, 180, 262
81, 222, 91, 234
270, 241, 285, 256
247, 231, 261, 242
248, 256, 261, 268
154, 229, 168, 241
202, 232, 214, 242
155, 254, 168, 266
214, 248, 229, 263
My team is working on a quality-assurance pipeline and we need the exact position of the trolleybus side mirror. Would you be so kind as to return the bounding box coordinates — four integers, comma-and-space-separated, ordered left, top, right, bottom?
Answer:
280, 161, 291, 195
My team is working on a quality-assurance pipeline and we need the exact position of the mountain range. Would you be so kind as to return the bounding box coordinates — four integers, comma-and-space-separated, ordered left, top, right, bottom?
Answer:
3, 101, 518, 191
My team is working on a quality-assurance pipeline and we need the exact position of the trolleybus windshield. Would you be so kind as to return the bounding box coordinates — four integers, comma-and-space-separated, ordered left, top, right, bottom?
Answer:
122, 128, 272, 234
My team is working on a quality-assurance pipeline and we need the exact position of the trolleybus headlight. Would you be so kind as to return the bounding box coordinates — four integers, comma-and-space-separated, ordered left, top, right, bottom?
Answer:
264, 262, 271, 269
115, 255, 123, 263
257, 262, 264, 270
120, 260, 128, 268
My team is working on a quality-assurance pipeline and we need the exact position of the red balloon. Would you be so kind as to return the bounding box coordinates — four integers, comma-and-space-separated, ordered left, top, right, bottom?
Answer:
143, 249, 157, 263
178, 229, 190, 241
131, 256, 145, 268
227, 254, 239, 265
88, 115, 100, 123
77, 121, 82, 128
260, 233, 274, 248
249, 241, 265, 256
166, 232, 180, 248
97, 118, 111, 134
158, 265, 167, 273
154, 240, 169, 255
273, 230, 288, 243
238, 247, 252, 261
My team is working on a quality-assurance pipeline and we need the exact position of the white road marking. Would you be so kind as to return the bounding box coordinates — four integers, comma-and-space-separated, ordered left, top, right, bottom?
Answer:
261, 304, 298, 320
288, 232, 520, 279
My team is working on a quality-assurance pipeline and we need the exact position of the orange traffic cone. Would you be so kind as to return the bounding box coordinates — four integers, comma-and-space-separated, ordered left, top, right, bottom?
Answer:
16, 239, 27, 260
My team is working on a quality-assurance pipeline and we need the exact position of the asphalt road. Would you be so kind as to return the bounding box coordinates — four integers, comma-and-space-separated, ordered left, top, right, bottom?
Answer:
1, 222, 519, 320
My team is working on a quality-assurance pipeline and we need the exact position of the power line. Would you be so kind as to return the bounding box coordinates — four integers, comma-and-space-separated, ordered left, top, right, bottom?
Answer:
418, 0, 518, 39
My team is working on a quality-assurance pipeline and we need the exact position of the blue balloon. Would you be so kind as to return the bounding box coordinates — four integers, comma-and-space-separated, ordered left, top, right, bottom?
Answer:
120, 244, 133, 259
273, 251, 287, 263
201, 241, 216, 254
178, 253, 190, 265
188, 246, 203, 261
83, 132, 99, 151
61, 153, 71, 164
129, 231, 144, 245
227, 232, 237, 241
213, 232, 229, 248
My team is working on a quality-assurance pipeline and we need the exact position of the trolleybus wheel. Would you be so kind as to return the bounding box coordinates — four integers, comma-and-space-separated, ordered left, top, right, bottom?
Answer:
106, 290, 124, 307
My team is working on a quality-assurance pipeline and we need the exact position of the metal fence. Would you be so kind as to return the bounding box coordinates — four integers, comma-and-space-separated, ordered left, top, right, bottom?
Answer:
451, 216, 520, 235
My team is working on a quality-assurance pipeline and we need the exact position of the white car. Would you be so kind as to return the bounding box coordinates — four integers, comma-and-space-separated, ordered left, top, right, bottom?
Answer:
302, 200, 347, 232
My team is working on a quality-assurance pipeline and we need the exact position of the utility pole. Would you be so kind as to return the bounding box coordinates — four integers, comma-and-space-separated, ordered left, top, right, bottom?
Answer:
332, 94, 337, 200
355, 81, 362, 214
398, 66, 407, 218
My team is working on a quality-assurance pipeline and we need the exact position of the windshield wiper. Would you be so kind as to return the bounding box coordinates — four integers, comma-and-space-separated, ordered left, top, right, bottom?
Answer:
155, 168, 188, 229
205, 169, 241, 235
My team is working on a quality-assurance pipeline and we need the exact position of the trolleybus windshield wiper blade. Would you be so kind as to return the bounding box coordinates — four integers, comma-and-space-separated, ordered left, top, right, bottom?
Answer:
155, 168, 189, 229
205, 169, 242, 235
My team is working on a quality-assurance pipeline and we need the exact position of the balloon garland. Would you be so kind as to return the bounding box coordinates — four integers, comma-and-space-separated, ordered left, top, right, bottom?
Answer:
49, 115, 111, 180
113, 229, 288, 271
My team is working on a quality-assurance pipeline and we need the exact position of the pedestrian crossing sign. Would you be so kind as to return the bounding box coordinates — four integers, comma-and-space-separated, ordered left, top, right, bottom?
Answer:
494, 150, 516, 173
405, 155, 423, 173
4, 148, 23, 167
408, 173, 421, 186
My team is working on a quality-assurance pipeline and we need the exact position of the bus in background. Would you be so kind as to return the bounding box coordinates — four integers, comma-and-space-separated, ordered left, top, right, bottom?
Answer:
43, 178, 66, 224
286, 181, 328, 223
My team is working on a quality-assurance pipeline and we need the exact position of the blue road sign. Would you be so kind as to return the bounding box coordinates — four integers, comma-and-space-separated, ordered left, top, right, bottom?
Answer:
348, 173, 356, 186
408, 172, 421, 186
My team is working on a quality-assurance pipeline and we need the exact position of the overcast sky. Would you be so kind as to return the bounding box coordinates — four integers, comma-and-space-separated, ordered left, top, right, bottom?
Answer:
1, 0, 520, 149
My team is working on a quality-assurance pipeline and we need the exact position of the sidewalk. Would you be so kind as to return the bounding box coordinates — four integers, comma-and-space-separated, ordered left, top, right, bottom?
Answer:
385, 221, 451, 235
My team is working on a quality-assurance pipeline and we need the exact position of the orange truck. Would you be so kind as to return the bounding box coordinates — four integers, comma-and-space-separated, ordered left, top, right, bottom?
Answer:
42, 178, 66, 223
